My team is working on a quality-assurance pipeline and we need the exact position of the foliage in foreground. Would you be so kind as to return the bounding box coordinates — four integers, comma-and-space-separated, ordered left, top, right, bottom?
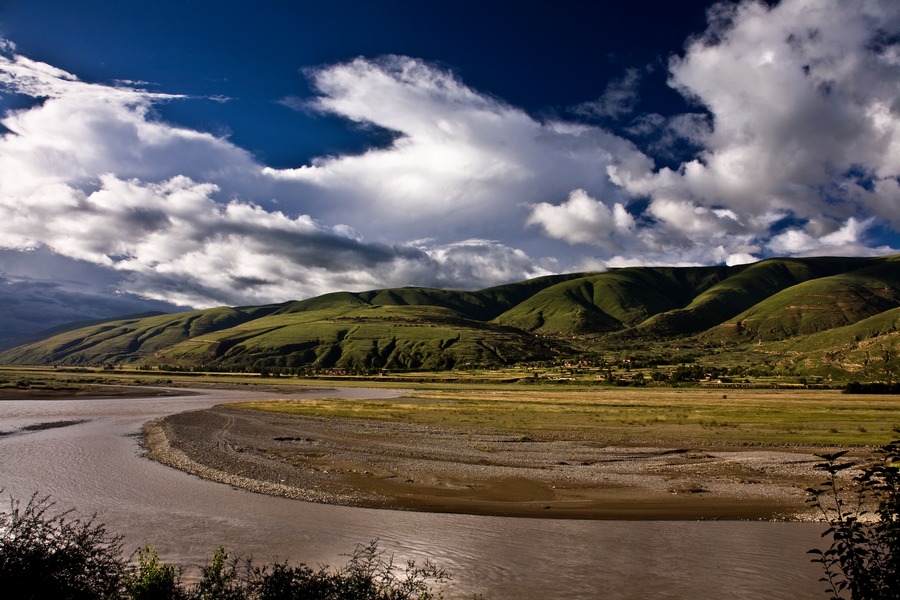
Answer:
807, 441, 900, 599
0, 492, 450, 599
0, 492, 125, 599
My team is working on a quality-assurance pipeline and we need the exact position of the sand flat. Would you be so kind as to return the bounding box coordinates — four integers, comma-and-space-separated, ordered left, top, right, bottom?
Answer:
143, 404, 861, 520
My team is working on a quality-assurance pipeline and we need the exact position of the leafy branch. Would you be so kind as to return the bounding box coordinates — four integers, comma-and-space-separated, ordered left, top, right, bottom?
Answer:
807, 442, 900, 599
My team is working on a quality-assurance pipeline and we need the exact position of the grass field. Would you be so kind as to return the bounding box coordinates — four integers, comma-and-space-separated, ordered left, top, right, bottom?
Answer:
3, 366, 899, 447
235, 387, 900, 448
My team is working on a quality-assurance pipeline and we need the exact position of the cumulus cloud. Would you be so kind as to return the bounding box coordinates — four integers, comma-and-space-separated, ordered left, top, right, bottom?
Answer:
267, 55, 652, 240
611, 0, 900, 257
766, 217, 897, 257
527, 189, 635, 249
507, 1, 897, 264
4, 164, 548, 308
0, 46, 563, 310
394, 239, 553, 291
0, 49, 268, 199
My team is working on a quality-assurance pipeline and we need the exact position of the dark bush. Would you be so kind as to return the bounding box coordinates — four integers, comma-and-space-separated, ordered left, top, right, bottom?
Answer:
245, 540, 449, 599
125, 546, 186, 600
807, 441, 900, 599
0, 492, 127, 599
193, 547, 245, 600
843, 382, 900, 395
0, 491, 452, 600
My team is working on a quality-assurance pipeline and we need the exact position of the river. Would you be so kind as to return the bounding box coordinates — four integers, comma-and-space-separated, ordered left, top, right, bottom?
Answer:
0, 386, 827, 599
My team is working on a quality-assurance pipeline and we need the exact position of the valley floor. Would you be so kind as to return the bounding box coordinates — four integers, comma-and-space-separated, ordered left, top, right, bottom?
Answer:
143, 404, 855, 521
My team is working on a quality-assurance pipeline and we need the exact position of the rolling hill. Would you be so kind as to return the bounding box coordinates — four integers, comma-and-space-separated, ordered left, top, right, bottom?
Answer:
3, 254, 900, 374
705, 258, 900, 342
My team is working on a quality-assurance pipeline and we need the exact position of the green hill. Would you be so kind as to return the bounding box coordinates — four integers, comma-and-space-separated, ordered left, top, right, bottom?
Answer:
274, 273, 586, 321
2, 254, 899, 373
0, 305, 281, 366
706, 258, 900, 342
628, 256, 886, 337
492, 266, 730, 334
763, 306, 900, 379
153, 305, 560, 371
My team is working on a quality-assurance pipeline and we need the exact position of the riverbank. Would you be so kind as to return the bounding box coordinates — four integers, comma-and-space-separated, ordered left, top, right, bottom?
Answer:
0, 385, 186, 400
142, 404, 855, 520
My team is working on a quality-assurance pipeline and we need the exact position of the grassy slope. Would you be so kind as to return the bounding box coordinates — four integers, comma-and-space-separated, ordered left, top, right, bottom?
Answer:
492, 266, 732, 334
0, 305, 281, 365
769, 305, 900, 378
705, 258, 900, 342
153, 305, 559, 370
630, 256, 885, 337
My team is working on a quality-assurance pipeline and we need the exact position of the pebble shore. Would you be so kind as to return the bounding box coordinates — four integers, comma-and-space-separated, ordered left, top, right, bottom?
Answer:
142, 405, 852, 520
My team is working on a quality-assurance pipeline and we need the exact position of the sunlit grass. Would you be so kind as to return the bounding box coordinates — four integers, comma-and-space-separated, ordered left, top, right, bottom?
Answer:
234, 388, 900, 447
4, 366, 899, 447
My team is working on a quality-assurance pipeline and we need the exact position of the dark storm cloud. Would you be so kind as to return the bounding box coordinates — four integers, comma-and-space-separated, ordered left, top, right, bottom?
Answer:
0, 270, 187, 346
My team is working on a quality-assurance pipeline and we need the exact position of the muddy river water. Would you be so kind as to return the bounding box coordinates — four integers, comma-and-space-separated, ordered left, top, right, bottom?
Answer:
0, 386, 827, 599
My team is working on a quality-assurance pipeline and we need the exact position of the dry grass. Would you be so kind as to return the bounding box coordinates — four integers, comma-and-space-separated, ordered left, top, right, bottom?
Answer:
235, 387, 900, 447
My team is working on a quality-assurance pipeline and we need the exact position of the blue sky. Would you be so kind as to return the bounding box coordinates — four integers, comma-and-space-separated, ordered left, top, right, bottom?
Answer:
1, 1, 713, 168
0, 0, 898, 340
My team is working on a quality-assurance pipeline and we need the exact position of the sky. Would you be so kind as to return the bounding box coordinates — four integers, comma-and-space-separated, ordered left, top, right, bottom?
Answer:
0, 0, 899, 340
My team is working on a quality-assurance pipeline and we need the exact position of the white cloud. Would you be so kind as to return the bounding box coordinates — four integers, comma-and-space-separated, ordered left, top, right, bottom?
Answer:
0, 52, 264, 201
647, 197, 741, 236
527, 189, 634, 248
267, 56, 652, 241
0, 48, 561, 307
614, 0, 900, 235
408, 239, 552, 290
766, 216, 891, 256
725, 253, 757, 266
1, 169, 555, 308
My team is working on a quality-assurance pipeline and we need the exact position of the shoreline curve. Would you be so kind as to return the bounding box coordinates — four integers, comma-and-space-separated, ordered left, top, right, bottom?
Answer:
141, 404, 840, 521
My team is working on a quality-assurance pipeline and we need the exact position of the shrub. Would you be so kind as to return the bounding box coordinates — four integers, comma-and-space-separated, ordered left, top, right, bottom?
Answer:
0, 491, 127, 599
330, 539, 449, 600
0, 491, 452, 600
125, 546, 186, 600
244, 541, 448, 599
843, 382, 900, 395
193, 547, 245, 600
807, 441, 900, 599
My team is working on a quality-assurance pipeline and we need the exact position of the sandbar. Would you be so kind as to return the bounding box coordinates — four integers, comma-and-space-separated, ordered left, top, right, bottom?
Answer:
142, 404, 857, 520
